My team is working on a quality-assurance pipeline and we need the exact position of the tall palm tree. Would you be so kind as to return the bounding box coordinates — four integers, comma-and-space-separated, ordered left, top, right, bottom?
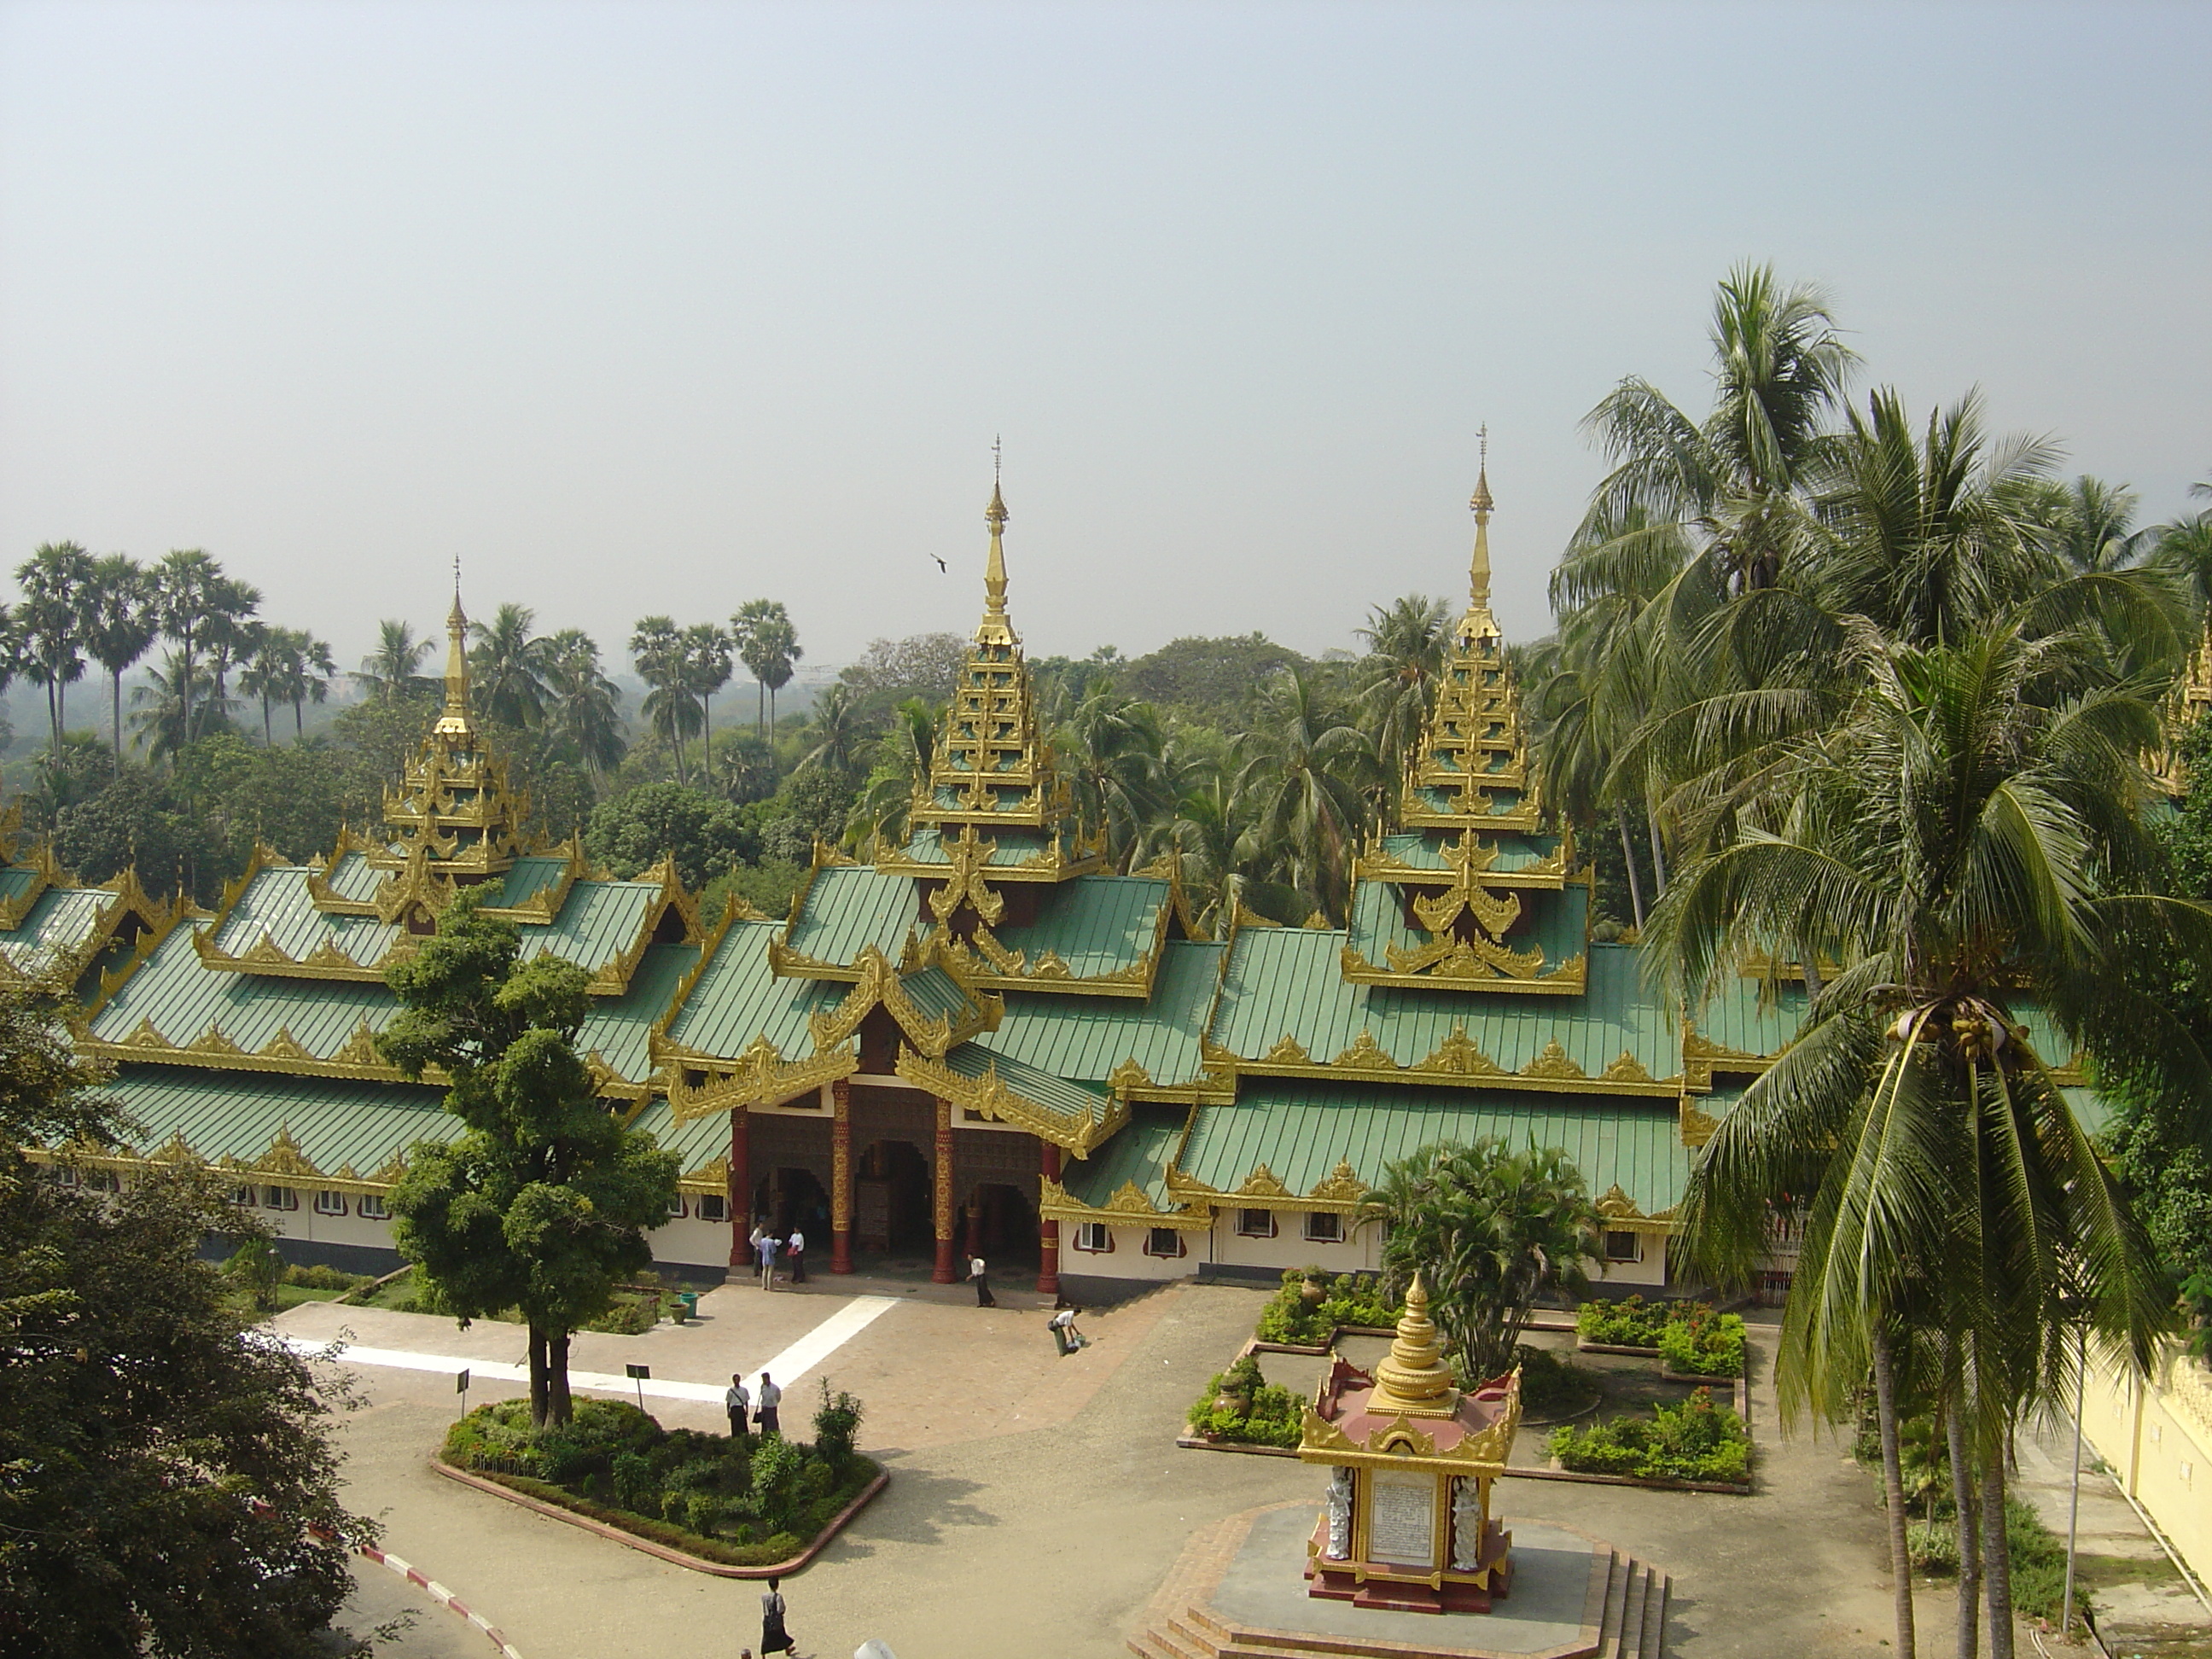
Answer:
758, 609, 801, 732
731, 599, 800, 737
849, 696, 936, 851
128, 652, 230, 763
629, 615, 697, 785
1581, 262, 1858, 597
1232, 667, 1380, 925
468, 603, 553, 729
239, 629, 294, 745
682, 622, 732, 788
541, 630, 626, 780
16, 541, 96, 758
1054, 680, 1165, 870
1653, 622, 2195, 1659
794, 682, 873, 782
358, 620, 434, 703
79, 554, 158, 775
1161, 738, 1249, 934
1354, 593, 1451, 796
288, 634, 337, 736
199, 579, 263, 715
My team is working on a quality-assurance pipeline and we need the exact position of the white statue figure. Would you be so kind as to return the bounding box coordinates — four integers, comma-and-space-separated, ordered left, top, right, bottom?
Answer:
1324, 1466, 1353, 1560
1451, 1476, 1483, 1570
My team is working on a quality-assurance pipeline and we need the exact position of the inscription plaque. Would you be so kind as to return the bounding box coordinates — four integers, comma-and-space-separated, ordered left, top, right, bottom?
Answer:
1365, 1470, 1435, 1567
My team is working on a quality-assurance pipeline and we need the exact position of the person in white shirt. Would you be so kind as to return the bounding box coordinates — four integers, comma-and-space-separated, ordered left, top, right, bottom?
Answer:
754, 1371, 783, 1437
1049, 1305, 1086, 1355
724, 1373, 750, 1438
787, 1225, 806, 1284
969, 1254, 995, 1307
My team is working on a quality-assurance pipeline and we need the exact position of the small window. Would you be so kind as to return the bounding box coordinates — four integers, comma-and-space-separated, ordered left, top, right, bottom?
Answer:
48, 1164, 79, 1187
666, 1194, 687, 1220
230, 1185, 254, 1206
697, 1193, 729, 1224
1237, 1208, 1277, 1239
1304, 1210, 1344, 1243
84, 1169, 119, 1193
314, 1190, 347, 1216
1074, 1222, 1111, 1253
358, 1194, 390, 1220
1604, 1229, 1641, 1263
1144, 1227, 1185, 1259
264, 1186, 300, 1212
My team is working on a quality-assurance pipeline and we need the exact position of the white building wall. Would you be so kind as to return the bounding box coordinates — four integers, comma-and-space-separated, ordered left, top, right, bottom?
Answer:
1062, 1225, 1205, 1281
1592, 1233, 1669, 1289
1208, 1212, 1383, 1275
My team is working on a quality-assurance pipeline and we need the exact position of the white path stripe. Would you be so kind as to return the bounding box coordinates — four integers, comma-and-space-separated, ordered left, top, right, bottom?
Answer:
282, 1295, 899, 1404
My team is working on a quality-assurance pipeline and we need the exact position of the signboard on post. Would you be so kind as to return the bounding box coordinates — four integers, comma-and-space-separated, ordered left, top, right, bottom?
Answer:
625, 1362, 649, 1414
456, 1368, 470, 1419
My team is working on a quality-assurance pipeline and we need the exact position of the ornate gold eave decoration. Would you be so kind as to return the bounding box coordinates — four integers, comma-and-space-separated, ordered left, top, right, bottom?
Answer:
1339, 941, 1587, 996
1350, 830, 1575, 894
0, 836, 66, 931
26, 1123, 428, 1197
0, 859, 178, 993
1164, 1156, 1369, 1216
916, 891, 1167, 999
1296, 1388, 1521, 1472
664, 1033, 859, 1122
192, 927, 414, 982
895, 1048, 1125, 1159
1101, 1056, 1236, 1108
1593, 1181, 1679, 1236
1205, 1022, 1676, 1097
1038, 1173, 1211, 1231
804, 941, 1001, 1060
873, 827, 1107, 887
1680, 1021, 1773, 1091
475, 835, 591, 924
83, 904, 215, 1021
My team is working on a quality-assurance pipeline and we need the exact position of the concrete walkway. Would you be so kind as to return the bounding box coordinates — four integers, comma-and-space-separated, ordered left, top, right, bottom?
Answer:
311, 1290, 1969, 1659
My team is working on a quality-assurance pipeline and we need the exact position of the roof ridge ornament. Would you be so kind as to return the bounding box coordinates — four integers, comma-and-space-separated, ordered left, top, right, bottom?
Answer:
434, 567, 474, 739
1461, 424, 1500, 648
976, 436, 1017, 649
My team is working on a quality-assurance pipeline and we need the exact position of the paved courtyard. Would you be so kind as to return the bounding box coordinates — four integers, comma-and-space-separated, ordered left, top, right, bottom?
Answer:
295, 1283, 2043, 1658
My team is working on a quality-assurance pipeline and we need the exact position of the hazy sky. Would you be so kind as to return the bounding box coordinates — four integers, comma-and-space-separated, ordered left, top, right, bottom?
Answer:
3, 2, 2207, 674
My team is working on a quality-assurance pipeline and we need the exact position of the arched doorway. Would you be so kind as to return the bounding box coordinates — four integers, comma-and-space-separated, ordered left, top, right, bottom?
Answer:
963, 1179, 1040, 1268
854, 1138, 932, 1255
767, 1167, 830, 1239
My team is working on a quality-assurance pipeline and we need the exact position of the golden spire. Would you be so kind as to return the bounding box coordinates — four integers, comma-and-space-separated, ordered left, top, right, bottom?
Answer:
1468, 423, 1494, 612
975, 436, 1018, 649
434, 565, 474, 737
1366, 1271, 1459, 1417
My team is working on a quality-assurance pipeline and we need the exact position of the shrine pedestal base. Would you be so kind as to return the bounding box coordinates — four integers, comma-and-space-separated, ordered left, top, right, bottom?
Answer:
1304, 1518, 1514, 1615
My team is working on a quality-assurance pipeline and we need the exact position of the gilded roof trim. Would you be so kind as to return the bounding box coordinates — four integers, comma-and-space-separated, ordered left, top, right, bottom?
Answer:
1339, 941, 1589, 995
805, 940, 1001, 1059
664, 1033, 859, 1122
896, 1048, 1126, 1158
1164, 1156, 1370, 1215
1038, 1173, 1211, 1231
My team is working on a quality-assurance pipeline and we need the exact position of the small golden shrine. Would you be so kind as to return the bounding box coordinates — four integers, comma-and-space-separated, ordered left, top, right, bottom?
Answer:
1298, 1273, 1521, 1614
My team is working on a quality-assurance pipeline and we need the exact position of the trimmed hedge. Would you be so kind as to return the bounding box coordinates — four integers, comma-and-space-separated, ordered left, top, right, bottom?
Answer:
1187, 1354, 1305, 1449
1577, 1294, 1702, 1348
1656, 1308, 1746, 1378
442, 1385, 876, 1565
1255, 1268, 1398, 1347
1548, 1387, 1750, 1483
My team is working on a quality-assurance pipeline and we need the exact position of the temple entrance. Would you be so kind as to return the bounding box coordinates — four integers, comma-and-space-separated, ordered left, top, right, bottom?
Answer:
962, 1179, 1040, 1269
766, 1167, 830, 1239
853, 1138, 932, 1254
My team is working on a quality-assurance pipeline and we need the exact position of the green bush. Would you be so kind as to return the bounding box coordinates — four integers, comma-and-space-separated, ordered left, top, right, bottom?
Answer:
1186, 1353, 1306, 1449
1510, 1342, 1602, 1417
440, 1396, 877, 1562
281, 1262, 371, 1292
1549, 1388, 1750, 1483
1906, 1499, 2086, 1626
1254, 1269, 1399, 1347
1575, 1294, 1716, 1348
1656, 1308, 1745, 1377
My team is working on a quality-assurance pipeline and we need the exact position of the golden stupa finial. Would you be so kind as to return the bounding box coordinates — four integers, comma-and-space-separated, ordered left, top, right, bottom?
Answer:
1366, 1269, 1459, 1418
434, 560, 474, 737
1469, 423, 1494, 609
975, 436, 1018, 649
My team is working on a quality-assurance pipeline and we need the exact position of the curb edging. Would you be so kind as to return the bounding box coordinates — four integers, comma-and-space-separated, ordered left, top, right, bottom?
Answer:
355, 1543, 525, 1659
430, 1458, 889, 1579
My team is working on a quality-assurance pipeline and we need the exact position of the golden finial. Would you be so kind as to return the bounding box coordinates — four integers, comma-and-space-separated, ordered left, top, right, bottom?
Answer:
434, 569, 474, 738
976, 438, 1017, 648
1366, 1269, 1459, 1417
1468, 424, 1494, 611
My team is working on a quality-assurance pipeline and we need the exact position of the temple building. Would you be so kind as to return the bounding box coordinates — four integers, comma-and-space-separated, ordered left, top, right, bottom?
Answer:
22, 467, 1968, 1299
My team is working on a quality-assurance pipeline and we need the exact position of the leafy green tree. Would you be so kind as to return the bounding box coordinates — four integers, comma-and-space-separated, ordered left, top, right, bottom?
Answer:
1362, 1138, 1599, 1379
51, 767, 224, 901
585, 782, 756, 888
0, 992, 366, 1652
795, 681, 876, 783
835, 632, 968, 720
1118, 632, 1307, 719
127, 651, 236, 765
381, 900, 680, 1428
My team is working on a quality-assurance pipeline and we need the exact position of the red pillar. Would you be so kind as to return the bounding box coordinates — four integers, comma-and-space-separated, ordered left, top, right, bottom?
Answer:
932, 1095, 958, 1284
726, 1107, 751, 1283
1037, 1139, 1062, 1297
830, 1078, 853, 1274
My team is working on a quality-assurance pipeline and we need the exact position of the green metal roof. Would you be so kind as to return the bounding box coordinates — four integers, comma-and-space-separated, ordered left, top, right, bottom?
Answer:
0, 887, 117, 980
1377, 829, 1567, 873
212, 866, 399, 966
978, 939, 1222, 1086
663, 920, 840, 1059
1178, 1079, 1687, 1218
1211, 929, 1673, 1080
493, 856, 571, 909
1692, 975, 1805, 1060
899, 825, 1057, 866
940, 1042, 1112, 1133
576, 942, 698, 1082
0, 867, 40, 905
987, 876, 1167, 980
96, 1064, 457, 1177
784, 866, 918, 968
624, 1097, 731, 1181
902, 964, 974, 1025
321, 852, 385, 904
518, 878, 662, 973
1344, 870, 1588, 981
1053, 1104, 1187, 1212
90, 922, 396, 1055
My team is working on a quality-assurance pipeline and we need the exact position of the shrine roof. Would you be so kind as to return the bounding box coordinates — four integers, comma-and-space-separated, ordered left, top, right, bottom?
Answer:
496, 855, 573, 910
897, 824, 1057, 866
1372, 830, 1565, 873
1209, 930, 1675, 1089
1342, 870, 1589, 989
320, 851, 386, 904
783, 865, 920, 969
623, 1098, 737, 1189
0, 887, 125, 981
213, 866, 399, 966
939, 1041, 1112, 1127
901, 963, 977, 1025
1173, 1079, 1685, 1221
975, 939, 1223, 1086
86, 1065, 456, 1179
661, 920, 838, 1060
1050, 1103, 1186, 1212
516, 877, 667, 973
576, 942, 698, 1084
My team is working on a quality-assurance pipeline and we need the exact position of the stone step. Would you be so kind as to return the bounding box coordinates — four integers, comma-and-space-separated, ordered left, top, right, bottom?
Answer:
1637, 1573, 1670, 1659
1610, 1565, 1650, 1659
1127, 1624, 1214, 1659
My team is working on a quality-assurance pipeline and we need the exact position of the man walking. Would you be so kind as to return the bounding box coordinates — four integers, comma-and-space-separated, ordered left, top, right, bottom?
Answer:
787, 1224, 806, 1284
725, 1373, 750, 1439
969, 1253, 995, 1307
755, 1227, 780, 1290
754, 1371, 783, 1438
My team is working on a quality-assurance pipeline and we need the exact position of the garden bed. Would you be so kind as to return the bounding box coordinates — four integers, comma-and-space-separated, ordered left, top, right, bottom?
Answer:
1574, 1295, 1746, 1379
439, 1387, 879, 1575
1547, 1386, 1752, 1490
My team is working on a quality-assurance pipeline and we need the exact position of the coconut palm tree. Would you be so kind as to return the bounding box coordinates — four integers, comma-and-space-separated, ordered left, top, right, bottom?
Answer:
1353, 594, 1451, 799
358, 619, 433, 703
794, 682, 873, 782
1232, 667, 1380, 925
848, 696, 936, 852
128, 653, 231, 762
16, 542, 95, 759
542, 630, 626, 780
469, 603, 553, 729
1054, 680, 1165, 870
79, 555, 158, 775
1651, 621, 2196, 1659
